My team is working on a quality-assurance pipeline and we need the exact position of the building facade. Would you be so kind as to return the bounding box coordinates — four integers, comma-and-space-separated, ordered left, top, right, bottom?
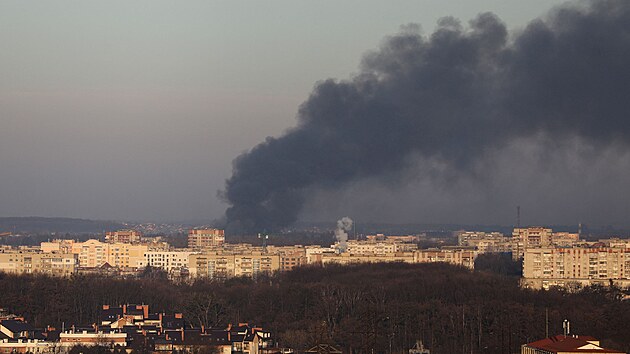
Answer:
105, 229, 142, 244
522, 246, 630, 290
140, 251, 192, 273
188, 229, 225, 250
189, 251, 280, 279
0, 250, 78, 276
521, 334, 624, 354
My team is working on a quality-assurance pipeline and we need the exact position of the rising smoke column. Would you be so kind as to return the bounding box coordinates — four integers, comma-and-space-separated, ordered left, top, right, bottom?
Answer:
223, 1, 630, 233
334, 217, 353, 252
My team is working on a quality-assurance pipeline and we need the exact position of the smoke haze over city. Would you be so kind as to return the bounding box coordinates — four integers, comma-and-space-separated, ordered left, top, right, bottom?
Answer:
2, 1, 630, 229
224, 1, 630, 232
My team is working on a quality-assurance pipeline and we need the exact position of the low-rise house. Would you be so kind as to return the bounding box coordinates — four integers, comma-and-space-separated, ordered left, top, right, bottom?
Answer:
0, 320, 34, 339
521, 334, 625, 354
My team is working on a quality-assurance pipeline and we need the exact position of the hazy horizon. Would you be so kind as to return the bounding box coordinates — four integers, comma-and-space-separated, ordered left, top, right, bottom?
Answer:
5, 1, 630, 228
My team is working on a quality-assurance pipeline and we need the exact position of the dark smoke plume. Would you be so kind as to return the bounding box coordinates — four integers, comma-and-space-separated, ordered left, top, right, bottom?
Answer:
223, 1, 630, 233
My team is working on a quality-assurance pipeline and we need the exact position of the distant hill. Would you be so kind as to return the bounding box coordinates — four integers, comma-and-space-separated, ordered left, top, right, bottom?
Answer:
0, 217, 127, 235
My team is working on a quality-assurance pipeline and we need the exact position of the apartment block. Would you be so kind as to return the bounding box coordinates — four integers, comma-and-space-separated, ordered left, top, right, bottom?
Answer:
189, 251, 280, 279
304, 246, 329, 265
321, 252, 416, 265
522, 246, 630, 290
0, 250, 78, 276
365, 234, 420, 243
188, 229, 225, 250
105, 229, 142, 244
551, 232, 580, 247
72, 240, 148, 269
512, 227, 582, 259
456, 231, 510, 253
140, 251, 192, 273
513, 227, 553, 246
40, 239, 76, 253
342, 240, 418, 255
415, 249, 477, 269
266, 246, 307, 271
599, 238, 630, 248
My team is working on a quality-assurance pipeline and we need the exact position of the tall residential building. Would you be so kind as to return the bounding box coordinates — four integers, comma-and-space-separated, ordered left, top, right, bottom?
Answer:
105, 229, 142, 244
188, 229, 225, 249
456, 231, 510, 253
69, 239, 148, 269
512, 227, 584, 259
513, 227, 553, 247
522, 246, 630, 290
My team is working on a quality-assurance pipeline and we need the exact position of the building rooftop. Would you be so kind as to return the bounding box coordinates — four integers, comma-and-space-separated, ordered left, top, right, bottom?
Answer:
0, 320, 34, 334
524, 335, 624, 353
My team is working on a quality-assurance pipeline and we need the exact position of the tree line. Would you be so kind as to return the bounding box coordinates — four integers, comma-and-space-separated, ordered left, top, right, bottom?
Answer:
0, 261, 628, 354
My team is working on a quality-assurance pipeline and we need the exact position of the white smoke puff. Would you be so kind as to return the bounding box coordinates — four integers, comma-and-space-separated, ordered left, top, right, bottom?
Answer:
335, 217, 353, 251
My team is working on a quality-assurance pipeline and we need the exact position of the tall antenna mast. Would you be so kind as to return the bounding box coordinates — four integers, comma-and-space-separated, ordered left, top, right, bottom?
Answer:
517, 206, 521, 229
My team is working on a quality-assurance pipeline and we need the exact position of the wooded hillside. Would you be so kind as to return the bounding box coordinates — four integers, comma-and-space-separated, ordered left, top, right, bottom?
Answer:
1, 262, 628, 354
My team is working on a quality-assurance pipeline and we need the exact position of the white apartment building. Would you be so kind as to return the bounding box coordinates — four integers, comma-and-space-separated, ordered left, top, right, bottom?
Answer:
140, 251, 192, 273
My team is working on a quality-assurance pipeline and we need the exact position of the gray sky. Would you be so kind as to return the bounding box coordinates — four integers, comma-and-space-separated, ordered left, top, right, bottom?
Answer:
1, 0, 593, 224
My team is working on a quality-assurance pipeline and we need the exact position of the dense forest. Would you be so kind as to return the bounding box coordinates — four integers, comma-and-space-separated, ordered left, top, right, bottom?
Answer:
0, 259, 628, 354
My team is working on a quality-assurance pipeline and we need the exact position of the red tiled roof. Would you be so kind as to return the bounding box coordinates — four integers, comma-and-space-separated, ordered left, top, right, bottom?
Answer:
525, 335, 624, 353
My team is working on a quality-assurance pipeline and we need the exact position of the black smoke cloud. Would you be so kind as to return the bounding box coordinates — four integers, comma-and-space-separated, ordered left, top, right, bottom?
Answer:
223, 1, 630, 233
